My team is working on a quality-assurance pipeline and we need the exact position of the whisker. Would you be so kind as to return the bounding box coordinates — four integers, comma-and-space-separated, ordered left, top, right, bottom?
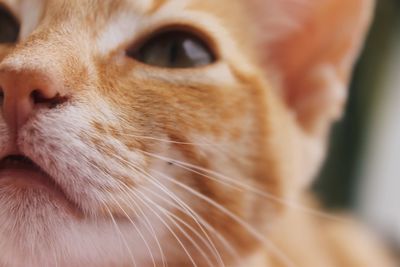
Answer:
117, 132, 236, 163
114, 181, 168, 267
80, 161, 168, 267
139, 149, 344, 223
138, 190, 216, 267
133, 171, 224, 267
51, 248, 59, 267
152, 169, 298, 267
97, 160, 197, 267
103, 203, 137, 267
141, 185, 241, 265
131, 190, 199, 267
140, 185, 240, 265
92, 143, 296, 266
135, 172, 225, 267
106, 191, 157, 267
140, 187, 229, 267
97, 148, 225, 267
117, 132, 232, 150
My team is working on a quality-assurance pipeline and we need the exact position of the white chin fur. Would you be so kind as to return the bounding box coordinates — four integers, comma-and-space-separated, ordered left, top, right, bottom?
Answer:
0, 180, 168, 267
0, 102, 170, 267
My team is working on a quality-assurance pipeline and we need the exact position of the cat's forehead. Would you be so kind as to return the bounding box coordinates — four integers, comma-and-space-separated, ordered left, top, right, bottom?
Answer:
2, 0, 229, 18
3, 0, 160, 12
1, 0, 243, 54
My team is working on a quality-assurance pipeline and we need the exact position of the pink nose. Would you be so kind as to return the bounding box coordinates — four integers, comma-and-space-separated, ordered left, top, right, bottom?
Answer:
0, 68, 63, 134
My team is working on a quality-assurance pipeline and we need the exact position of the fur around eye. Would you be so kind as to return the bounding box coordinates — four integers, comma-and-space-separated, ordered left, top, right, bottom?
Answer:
0, 6, 19, 44
127, 30, 216, 68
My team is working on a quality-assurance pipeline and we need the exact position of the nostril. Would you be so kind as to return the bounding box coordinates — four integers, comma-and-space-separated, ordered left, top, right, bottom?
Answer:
31, 90, 68, 108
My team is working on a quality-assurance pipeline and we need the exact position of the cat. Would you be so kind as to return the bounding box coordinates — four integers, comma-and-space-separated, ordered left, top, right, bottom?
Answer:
0, 0, 396, 266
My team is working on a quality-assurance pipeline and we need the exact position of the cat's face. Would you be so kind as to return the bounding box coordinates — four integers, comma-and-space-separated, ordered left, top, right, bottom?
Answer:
0, 0, 373, 266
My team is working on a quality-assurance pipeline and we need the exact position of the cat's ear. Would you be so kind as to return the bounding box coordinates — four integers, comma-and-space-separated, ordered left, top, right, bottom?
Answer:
248, 0, 375, 137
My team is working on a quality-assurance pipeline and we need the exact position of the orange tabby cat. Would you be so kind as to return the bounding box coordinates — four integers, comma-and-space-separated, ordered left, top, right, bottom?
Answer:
0, 0, 395, 266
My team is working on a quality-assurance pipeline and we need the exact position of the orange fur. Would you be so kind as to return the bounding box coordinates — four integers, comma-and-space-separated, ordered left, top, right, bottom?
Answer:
0, 0, 396, 266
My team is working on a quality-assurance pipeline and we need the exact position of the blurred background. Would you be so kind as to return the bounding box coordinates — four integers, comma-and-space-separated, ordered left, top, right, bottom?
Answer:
313, 0, 400, 256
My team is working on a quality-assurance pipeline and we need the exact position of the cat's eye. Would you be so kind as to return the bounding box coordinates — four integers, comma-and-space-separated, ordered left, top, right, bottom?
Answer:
0, 6, 19, 44
127, 30, 216, 68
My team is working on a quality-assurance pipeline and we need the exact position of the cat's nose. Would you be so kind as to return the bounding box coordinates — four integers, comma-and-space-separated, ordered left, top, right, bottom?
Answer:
0, 68, 65, 133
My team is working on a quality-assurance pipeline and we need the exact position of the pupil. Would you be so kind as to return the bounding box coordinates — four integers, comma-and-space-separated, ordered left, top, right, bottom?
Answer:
169, 41, 180, 65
